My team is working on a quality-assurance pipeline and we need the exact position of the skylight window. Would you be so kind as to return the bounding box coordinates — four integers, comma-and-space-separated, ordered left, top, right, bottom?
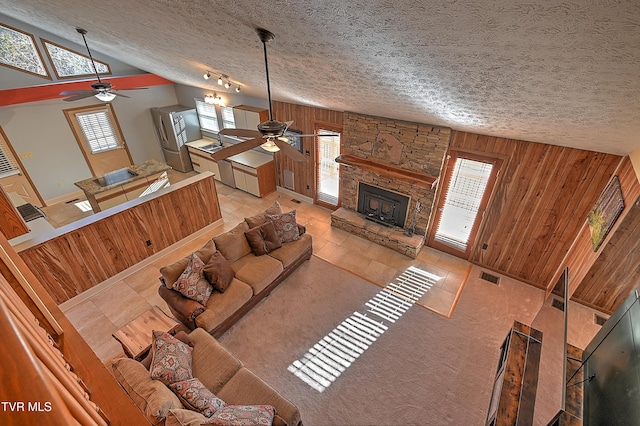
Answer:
42, 39, 110, 79
0, 23, 50, 79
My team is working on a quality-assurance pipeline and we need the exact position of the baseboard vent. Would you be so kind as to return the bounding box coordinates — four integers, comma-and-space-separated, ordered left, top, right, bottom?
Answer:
291, 199, 301, 204
594, 313, 608, 326
283, 169, 295, 190
552, 298, 565, 311
65, 198, 80, 204
480, 271, 500, 285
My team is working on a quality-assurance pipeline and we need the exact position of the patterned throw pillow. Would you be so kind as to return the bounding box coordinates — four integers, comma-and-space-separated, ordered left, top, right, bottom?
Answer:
266, 210, 300, 243
149, 331, 193, 385
204, 405, 276, 425
169, 378, 226, 418
174, 253, 213, 306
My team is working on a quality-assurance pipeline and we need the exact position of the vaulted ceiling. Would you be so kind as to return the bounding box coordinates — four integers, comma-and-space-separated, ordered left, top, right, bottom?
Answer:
2, 0, 639, 155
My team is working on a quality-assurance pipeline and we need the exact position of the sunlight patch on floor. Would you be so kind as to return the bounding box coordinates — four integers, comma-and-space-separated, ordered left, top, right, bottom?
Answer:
74, 200, 92, 212
288, 266, 440, 392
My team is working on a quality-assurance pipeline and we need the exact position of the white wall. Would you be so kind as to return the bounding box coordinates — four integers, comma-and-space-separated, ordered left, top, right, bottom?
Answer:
0, 84, 178, 202
174, 84, 269, 115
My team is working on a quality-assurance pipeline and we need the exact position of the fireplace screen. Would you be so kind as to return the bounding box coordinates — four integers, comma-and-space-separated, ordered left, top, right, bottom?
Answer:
357, 183, 409, 228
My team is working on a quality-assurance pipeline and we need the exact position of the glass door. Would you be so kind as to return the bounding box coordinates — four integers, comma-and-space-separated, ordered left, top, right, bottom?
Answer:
428, 150, 502, 258
315, 126, 341, 208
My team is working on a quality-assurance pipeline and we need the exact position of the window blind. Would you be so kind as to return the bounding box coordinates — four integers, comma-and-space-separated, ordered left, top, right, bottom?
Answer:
220, 106, 236, 129
195, 100, 220, 133
0, 140, 19, 177
75, 109, 119, 153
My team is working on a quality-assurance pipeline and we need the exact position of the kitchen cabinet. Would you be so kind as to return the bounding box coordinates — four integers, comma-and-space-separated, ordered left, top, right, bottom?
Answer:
230, 152, 276, 198
232, 105, 269, 130
187, 146, 220, 181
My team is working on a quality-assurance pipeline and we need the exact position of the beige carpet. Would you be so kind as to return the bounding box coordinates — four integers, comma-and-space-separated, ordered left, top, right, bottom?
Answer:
219, 255, 544, 425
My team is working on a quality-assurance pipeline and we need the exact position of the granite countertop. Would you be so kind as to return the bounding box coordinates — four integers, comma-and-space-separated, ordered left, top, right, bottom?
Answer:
74, 159, 172, 195
186, 137, 274, 168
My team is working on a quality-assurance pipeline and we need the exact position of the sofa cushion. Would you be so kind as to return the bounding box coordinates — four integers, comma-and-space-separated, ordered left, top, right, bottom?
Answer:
231, 254, 283, 295
244, 221, 282, 256
217, 367, 301, 426
165, 408, 208, 426
213, 222, 252, 263
189, 328, 244, 395
169, 378, 226, 418
194, 278, 253, 337
174, 253, 213, 306
204, 405, 275, 425
112, 358, 183, 425
268, 233, 313, 269
160, 240, 216, 288
266, 211, 300, 243
149, 331, 194, 385
244, 201, 282, 228
203, 252, 235, 293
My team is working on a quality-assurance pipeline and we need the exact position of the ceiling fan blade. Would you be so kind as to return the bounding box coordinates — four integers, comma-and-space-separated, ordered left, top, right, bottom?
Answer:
112, 92, 130, 98
297, 133, 339, 138
211, 138, 264, 161
112, 87, 148, 91
62, 92, 98, 102
284, 121, 294, 131
274, 139, 308, 162
219, 128, 262, 139
59, 90, 93, 96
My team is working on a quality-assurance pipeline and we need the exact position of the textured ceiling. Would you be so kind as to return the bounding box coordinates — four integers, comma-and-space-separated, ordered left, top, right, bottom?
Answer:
2, 0, 640, 155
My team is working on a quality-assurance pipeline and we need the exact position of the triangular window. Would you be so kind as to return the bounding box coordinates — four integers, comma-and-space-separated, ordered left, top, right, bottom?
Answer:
0, 23, 51, 79
42, 39, 111, 79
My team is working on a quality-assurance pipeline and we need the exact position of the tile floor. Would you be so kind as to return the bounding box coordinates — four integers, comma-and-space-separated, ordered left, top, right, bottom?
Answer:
58, 173, 470, 363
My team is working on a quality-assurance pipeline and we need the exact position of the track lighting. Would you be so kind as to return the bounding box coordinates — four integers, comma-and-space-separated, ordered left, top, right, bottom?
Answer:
217, 76, 224, 86
203, 72, 239, 93
224, 81, 231, 89
236, 86, 241, 93
203, 71, 211, 80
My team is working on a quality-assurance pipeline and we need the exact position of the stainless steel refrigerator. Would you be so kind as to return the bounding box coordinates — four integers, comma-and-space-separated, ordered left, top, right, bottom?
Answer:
150, 105, 202, 172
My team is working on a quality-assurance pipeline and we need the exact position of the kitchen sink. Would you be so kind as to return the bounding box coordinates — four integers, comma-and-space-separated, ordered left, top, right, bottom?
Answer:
199, 144, 224, 153
93, 168, 139, 187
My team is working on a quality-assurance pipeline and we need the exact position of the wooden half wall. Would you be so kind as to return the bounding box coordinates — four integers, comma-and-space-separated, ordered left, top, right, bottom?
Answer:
449, 131, 621, 289
16, 173, 221, 304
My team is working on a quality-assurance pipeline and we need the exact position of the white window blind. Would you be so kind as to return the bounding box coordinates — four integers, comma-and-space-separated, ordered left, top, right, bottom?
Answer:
195, 99, 220, 133
75, 109, 120, 153
0, 142, 19, 177
220, 106, 236, 129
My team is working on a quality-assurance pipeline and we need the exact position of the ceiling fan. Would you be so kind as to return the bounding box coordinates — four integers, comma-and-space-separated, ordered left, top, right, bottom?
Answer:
212, 28, 336, 163
60, 28, 145, 102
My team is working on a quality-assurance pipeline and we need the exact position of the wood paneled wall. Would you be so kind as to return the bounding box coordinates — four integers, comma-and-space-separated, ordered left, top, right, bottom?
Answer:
559, 157, 640, 313
449, 131, 621, 289
271, 101, 343, 199
18, 174, 221, 304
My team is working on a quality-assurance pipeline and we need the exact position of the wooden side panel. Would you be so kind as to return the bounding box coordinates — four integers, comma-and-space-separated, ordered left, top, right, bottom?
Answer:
0, 186, 28, 239
271, 101, 343, 199
450, 131, 621, 288
18, 175, 221, 304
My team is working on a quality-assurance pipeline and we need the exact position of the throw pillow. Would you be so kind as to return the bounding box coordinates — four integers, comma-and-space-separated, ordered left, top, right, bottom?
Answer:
160, 240, 216, 288
244, 201, 282, 228
266, 210, 300, 243
149, 330, 193, 385
244, 221, 283, 256
141, 331, 194, 370
204, 405, 276, 426
202, 252, 235, 293
174, 253, 213, 306
169, 378, 226, 418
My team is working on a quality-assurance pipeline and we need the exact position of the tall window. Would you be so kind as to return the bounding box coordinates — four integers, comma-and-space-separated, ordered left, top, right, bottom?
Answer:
195, 99, 220, 133
316, 128, 341, 207
0, 142, 18, 178
220, 106, 236, 129
75, 109, 120, 153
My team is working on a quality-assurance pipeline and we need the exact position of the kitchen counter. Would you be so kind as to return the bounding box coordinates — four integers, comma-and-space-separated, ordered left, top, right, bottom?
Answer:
74, 159, 171, 196
186, 138, 274, 167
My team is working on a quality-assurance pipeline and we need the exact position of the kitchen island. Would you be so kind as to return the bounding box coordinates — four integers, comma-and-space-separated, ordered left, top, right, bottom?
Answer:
75, 159, 172, 212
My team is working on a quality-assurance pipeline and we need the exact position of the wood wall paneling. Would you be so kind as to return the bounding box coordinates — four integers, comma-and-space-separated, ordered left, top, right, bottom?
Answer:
18, 174, 222, 304
450, 131, 621, 289
271, 101, 343, 199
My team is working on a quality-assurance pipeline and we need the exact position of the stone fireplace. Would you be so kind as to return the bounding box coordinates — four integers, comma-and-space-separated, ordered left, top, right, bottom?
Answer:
331, 112, 451, 258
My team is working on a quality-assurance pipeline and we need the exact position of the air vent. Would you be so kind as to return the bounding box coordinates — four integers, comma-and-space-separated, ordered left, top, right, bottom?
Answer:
594, 313, 608, 326
283, 169, 295, 190
65, 198, 80, 204
552, 298, 565, 311
291, 199, 301, 204
480, 271, 500, 285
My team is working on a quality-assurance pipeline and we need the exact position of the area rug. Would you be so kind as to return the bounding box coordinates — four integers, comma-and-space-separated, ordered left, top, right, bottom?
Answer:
219, 256, 543, 425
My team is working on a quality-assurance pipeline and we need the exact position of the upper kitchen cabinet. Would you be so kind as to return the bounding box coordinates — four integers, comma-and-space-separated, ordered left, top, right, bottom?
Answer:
232, 105, 269, 130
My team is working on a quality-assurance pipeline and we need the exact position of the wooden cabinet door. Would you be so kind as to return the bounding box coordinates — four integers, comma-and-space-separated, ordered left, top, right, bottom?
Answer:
232, 163, 247, 191
244, 171, 260, 197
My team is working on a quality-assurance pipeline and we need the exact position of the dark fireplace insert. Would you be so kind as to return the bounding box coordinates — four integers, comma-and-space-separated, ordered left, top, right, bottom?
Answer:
357, 182, 409, 228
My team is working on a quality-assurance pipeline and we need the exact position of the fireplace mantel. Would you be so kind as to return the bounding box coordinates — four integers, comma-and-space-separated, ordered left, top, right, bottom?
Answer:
335, 154, 438, 188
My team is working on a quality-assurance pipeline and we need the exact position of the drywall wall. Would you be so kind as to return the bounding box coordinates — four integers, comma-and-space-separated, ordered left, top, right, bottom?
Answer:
174, 83, 269, 113
0, 84, 177, 203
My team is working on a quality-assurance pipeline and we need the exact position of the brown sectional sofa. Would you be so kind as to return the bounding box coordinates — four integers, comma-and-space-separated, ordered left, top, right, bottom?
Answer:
112, 328, 301, 425
158, 202, 312, 336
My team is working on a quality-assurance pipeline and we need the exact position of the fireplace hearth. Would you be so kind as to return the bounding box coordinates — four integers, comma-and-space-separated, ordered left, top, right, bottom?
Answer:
357, 183, 409, 228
